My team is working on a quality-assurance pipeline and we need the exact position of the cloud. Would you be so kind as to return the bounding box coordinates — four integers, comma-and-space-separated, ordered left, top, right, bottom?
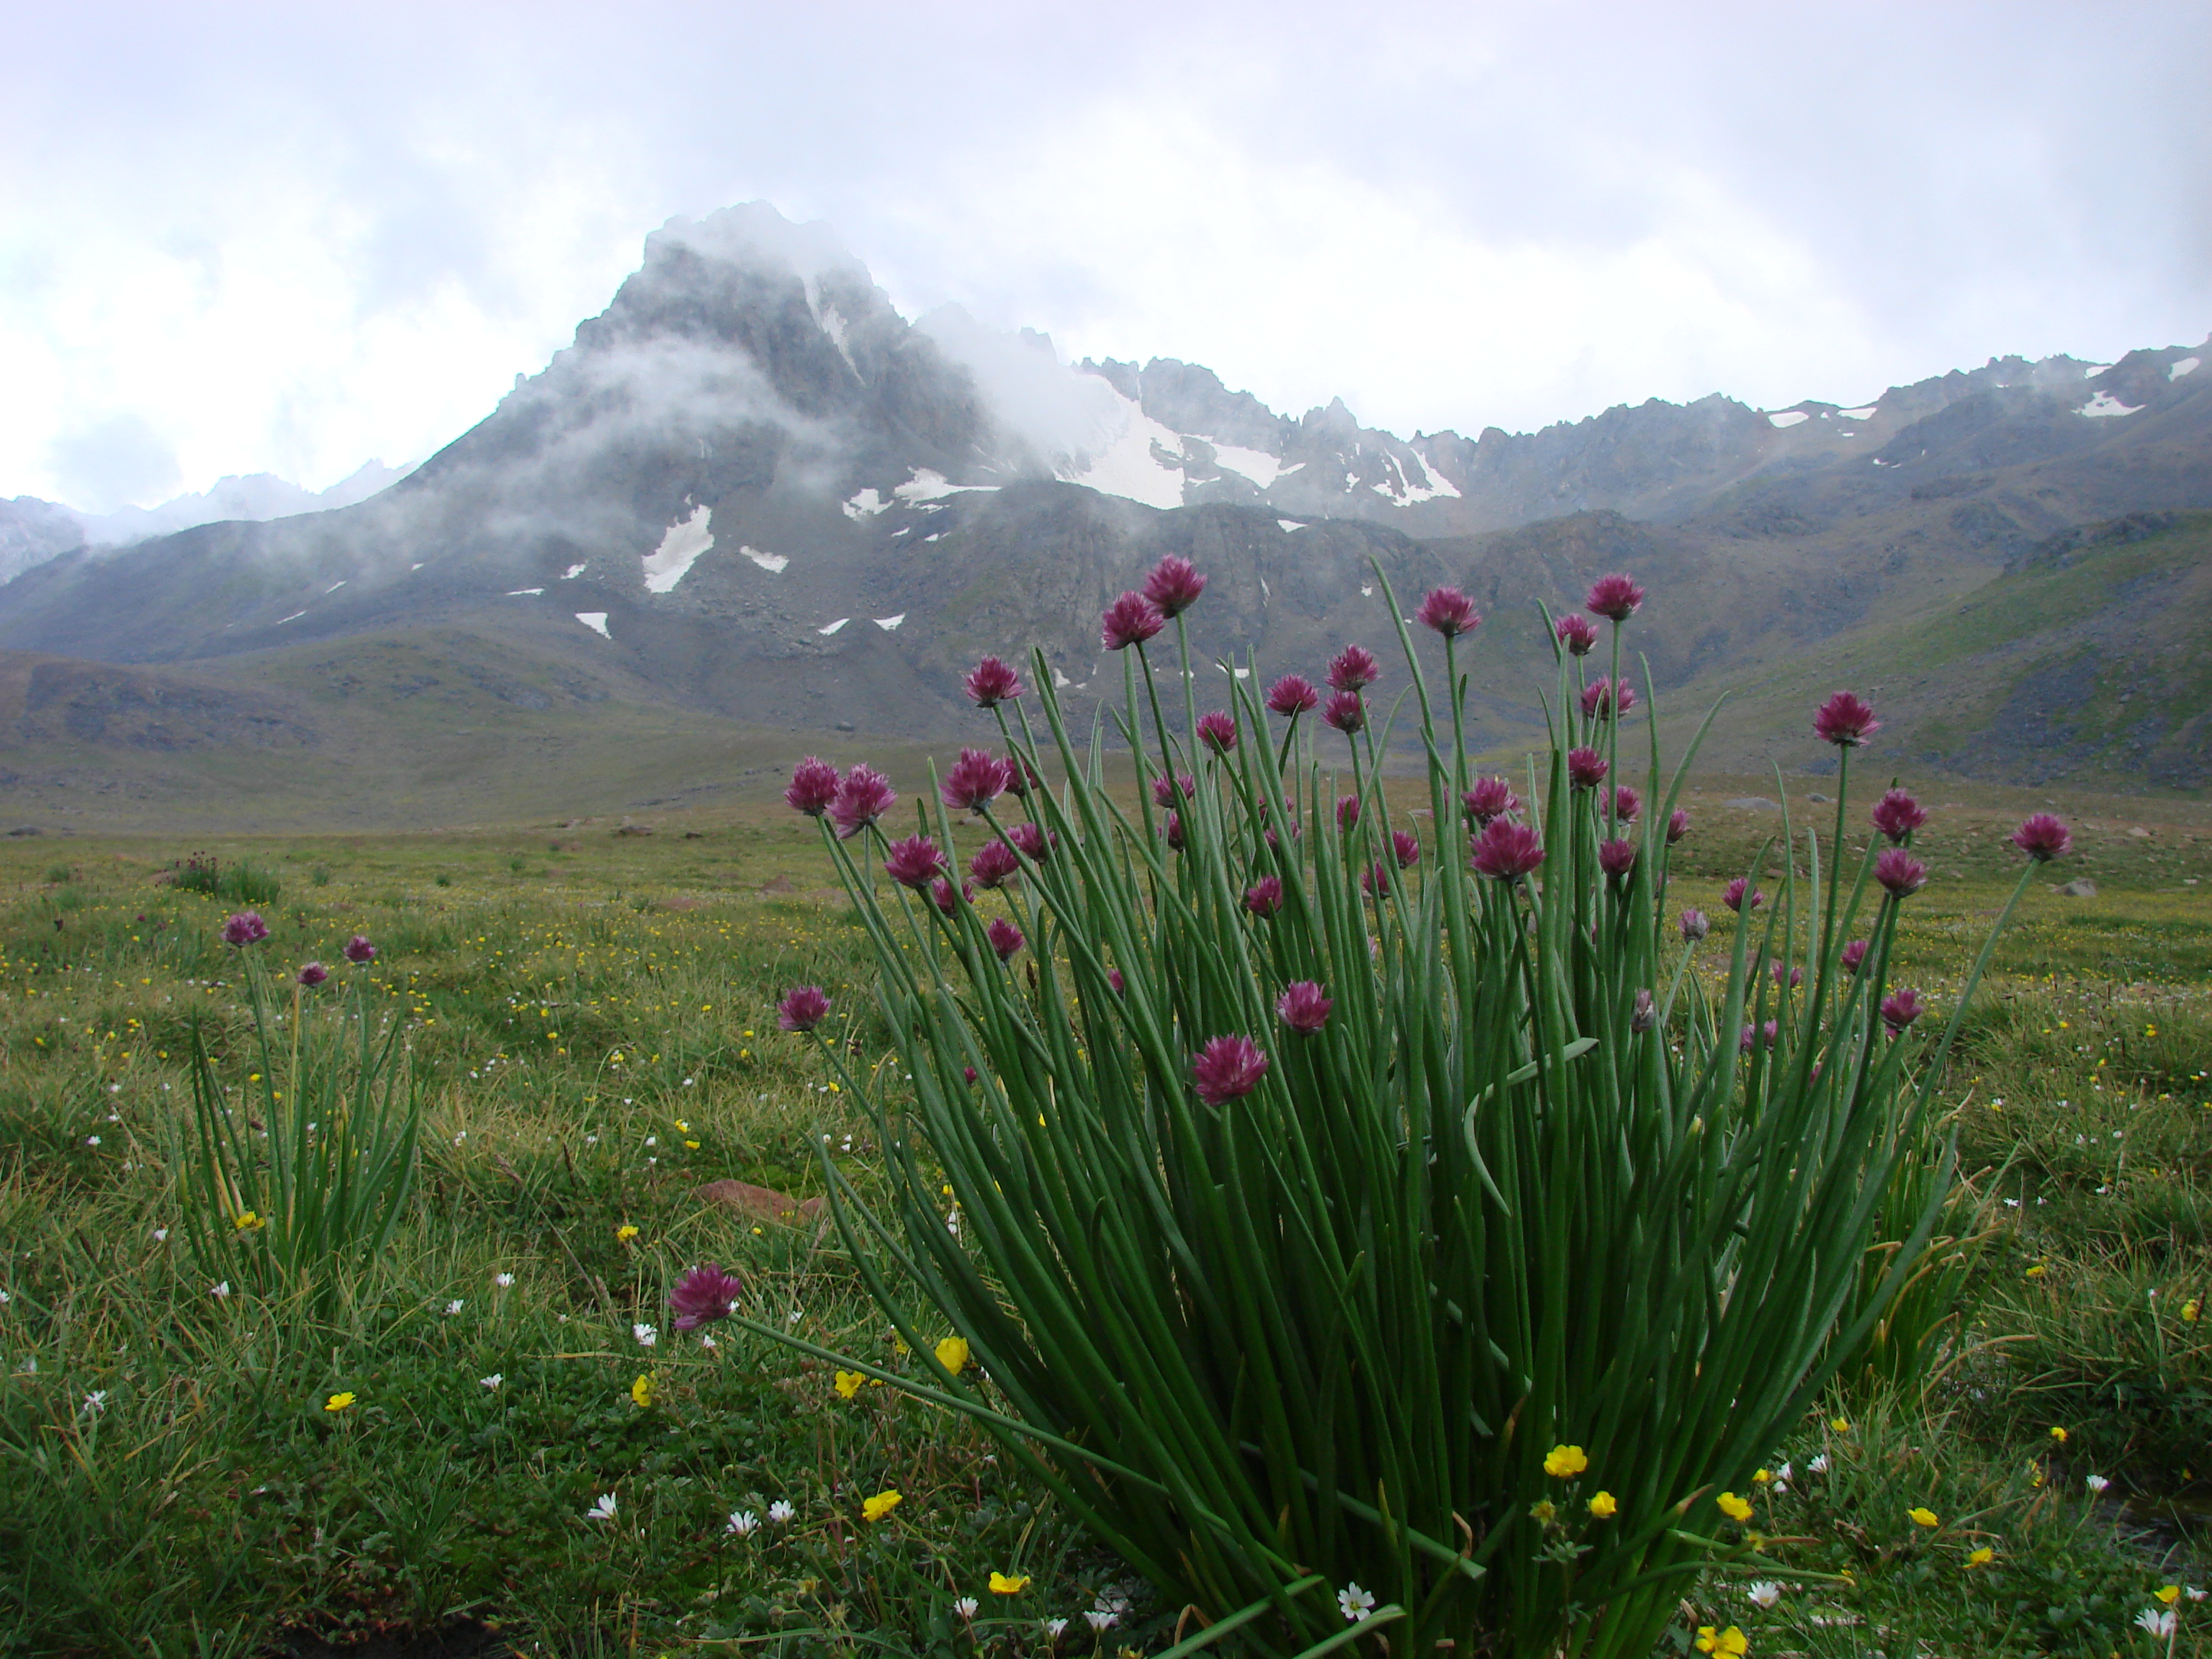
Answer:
45, 413, 181, 516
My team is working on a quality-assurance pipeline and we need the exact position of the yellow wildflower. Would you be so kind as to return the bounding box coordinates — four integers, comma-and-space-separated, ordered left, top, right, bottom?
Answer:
2025, 1264, 2046, 1279
1543, 1444, 1589, 1478
631, 1374, 655, 1408
1966, 1547, 1994, 1568
989, 1572, 1030, 1594
1588, 1491, 1617, 1518
1752, 1467, 1772, 1485
1830, 1416, 1851, 1432
2157, 1586, 2181, 1606
1907, 1507, 1939, 1528
935, 1336, 971, 1375
324, 1391, 355, 1412
616, 1224, 639, 1242
1717, 1491, 1753, 1523
2183, 1299, 2200, 1323
861, 1489, 902, 1522
233, 1210, 266, 1232
1694, 1625, 1748, 1657
1529, 1499, 1556, 1523
2049, 1426, 2068, 1442
835, 1370, 865, 1399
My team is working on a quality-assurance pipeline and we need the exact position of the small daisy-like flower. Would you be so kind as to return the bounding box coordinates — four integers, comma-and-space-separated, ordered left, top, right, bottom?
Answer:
1337, 1582, 1377, 1622
2136, 1608, 2177, 1639
444, 1299, 464, 1316
2085, 1474, 2110, 1493
585, 1492, 617, 1522
768, 1500, 796, 1524
954, 1597, 979, 1619
211, 1282, 231, 1298
1807, 1454, 1829, 1473
1746, 1582, 1781, 1609
494, 1272, 515, 1287
480, 1374, 502, 1389
1084, 1611, 1118, 1632
726, 1510, 760, 1537
81, 1390, 108, 1416
632, 1322, 657, 1347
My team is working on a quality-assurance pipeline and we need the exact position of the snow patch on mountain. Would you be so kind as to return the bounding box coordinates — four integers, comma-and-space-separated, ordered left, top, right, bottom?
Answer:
873, 614, 905, 631
1055, 388, 1188, 511
562, 562, 589, 580
2170, 357, 2200, 379
575, 612, 610, 637
894, 469, 997, 504
1837, 407, 1877, 421
842, 487, 889, 518
644, 505, 714, 592
741, 546, 788, 573
819, 617, 849, 636
1209, 442, 1286, 489
2078, 391, 2143, 418
1767, 411, 1810, 429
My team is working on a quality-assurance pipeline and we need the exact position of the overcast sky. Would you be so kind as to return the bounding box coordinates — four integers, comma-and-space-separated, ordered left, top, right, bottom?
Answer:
5, 1, 2208, 511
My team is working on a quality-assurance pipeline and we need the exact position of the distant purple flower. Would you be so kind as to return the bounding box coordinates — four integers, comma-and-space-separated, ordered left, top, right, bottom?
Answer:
1567, 747, 1608, 790
1326, 644, 1379, 693
1101, 591, 1165, 651
1555, 613, 1599, 657
1416, 587, 1480, 638
1631, 989, 1657, 1033
1107, 968, 1125, 994
1723, 879, 1763, 913
1599, 838, 1637, 881
1840, 939, 1869, 975
1002, 751, 1043, 797
1360, 860, 1393, 898
1323, 691, 1365, 734
1874, 848, 1928, 899
1813, 691, 1880, 748
986, 917, 1025, 961
1770, 960, 1803, 989
1265, 674, 1319, 716
1143, 554, 1208, 617
1276, 981, 1334, 1034
1008, 822, 1056, 862
1152, 773, 1195, 809
786, 755, 840, 817
1680, 908, 1710, 941
1262, 809, 1302, 849
777, 986, 830, 1032
1336, 793, 1361, 832
2012, 814, 2072, 862
928, 876, 973, 916
1869, 788, 1927, 844
1880, 987, 1926, 1031
1391, 829, 1422, 869
297, 961, 328, 988
342, 935, 377, 964
669, 1264, 745, 1331
1611, 786, 1641, 822
1580, 677, 1637, 721
1243, 876, 1284, 917
969, 841, 1021, 889
1161, 811, 1184, 851
1197, 711, 1238, 754
963, 656, 1025, 708
830, 765, 896, 840
1191, 1035, 1269, 1105
940, 747, 1012, 813
1464, 776, 1519, 825
884, 835, 945, 889
1471, 818, 1545, 881
222, 912, 269, 948
1740, 1020, 1780, 1053
1666, 807, 1691, 845
1585, 573, 1645, 621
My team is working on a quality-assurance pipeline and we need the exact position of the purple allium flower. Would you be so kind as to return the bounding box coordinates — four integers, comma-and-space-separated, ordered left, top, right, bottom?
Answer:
1323, 691, 1365, 734
669, 1264, 745, 1331
969, 841, 1021, 889
1107, 968, 1125, 994
1391, 829, 1422, 869
883, 834, 946, 889
1666, 807, 1691, 845
1874, 848, 1928, 899
1360, 860, 1393, 898
1336, 793, 1361, 832
1771, 961, 1803, 989
1740, 1020, 1780, 1053
1880, 987, 1925, 1031
1262, 809, 1302, 849
1869, 788, 1927, 844
222, 912, 269, 947
1265, 674, 1319, 716
963, 655, 1025, 708
1326, 644, 1379, 693
1722, 878, 1763, 913
1143, 554, 1208, 617
1470, 818, 1545, 881
1555, 613, 1600, 657
1812, 691, 1881, 748
1416, 586, 1480, 638
2011, 813, 2072, 862
1579, 677, 1637, 721
1243, 876, 1284, 917
777, 986, 830, 1032
342, 934, 377, 964
1276, 981, 1334, 1034
1191, 1035, 1269, 1105
986, 917, 1025, 961
1585, 573, 1645, 621
1840, 939, 1869, 975
1599, 838, 1637, 881
297, 961, 328, 988
1002, 751, 1043, 797
1611, 785, 1642, 822
1197, 711, 1238, 755
1152, 772, 1195, 808
830, 765, 896, 840
1631, 989, 1657, 1033
928, 876, 974, 916
1161, 811, 1185, 851
1101, 591, 1165, 651
786, 755, 841, 817
1680, 908, 1710, 941
1567, 747, 1609, 790
1464, 775, 1520, 825
940, 747, 1013, 813
963, 1066, 979, 1084
1008, 822, 1056, 862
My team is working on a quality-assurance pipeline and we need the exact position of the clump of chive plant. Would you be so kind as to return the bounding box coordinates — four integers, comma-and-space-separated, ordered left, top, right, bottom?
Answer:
757, 561, 2064, 1658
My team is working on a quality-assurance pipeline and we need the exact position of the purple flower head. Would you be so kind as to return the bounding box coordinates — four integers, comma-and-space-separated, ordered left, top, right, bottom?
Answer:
963, 1066, 979, 1084
1470, 818, 1545, 881
669, 1264, 745, 1331
1631, 989, 1657, 1033
963, 655, 1025, 709
1880, 987, 1926, 1031
2012, 814, 2072, 862
986, 917, 1025, 961
1107, 968, 1125, 995
1101, 591, 1165, 651
777, 986, 830, 1033
1416, 586, 1480, 639
1265, 674, 1319, 716
1771, 960, 1804, 989
1360, 860, 1393, 898
1243, 876, 1284, 917
1740, 1020, 1780, 1053
1680, 908, 1710, 941
1869, 789, 1927, 844
1555, 613, 1600, 657
342, 934, 377, 964
1161, 811, 1184, 851
1840, 939, 1869, 976
1008, 822, 1056, 862
928, 876, 974, 917
969, 841, 1022, 889
1611, 785, 1642, 822
786, 755, 841, 817
1813, 691, 1881, 748
830, 765, 896, 840
1579, 677, 1638, 721
940, 748, 1013, 813
1002, 751, 1043, 797
1143, 554, 1208, 617
1567, 747, 1609, 790
1197, 711, 1238, 755
1464, 775, 1520, 825
1336, 793, 1361, 832
1666, 807, 1691, 845
1599, 838, 1637, 881
222, 912, 269, 948
1276, 981, 1334, 1034
1585, 573, 1645, 621
1322, 691, 1365, 735
1874, 848, 1928, 899
1262, 809, 1302, 850
1191, 1035, 1269, 1105
1722, 878, 1763, 913
297, 961, 329, 988
883, 834, 946, 890
1326, 644, 1379, 693
1391, 829, 1422, 869
1151, 772, 1195, 809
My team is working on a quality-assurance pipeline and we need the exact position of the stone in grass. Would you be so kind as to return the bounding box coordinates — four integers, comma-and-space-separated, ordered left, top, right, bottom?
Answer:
1726, 797, 1781, 813
696, 1180, 826, 1223
2056, 878, 2098, 897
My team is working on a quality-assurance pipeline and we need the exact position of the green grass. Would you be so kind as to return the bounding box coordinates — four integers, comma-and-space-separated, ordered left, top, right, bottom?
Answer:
0, 795, 2204, 1655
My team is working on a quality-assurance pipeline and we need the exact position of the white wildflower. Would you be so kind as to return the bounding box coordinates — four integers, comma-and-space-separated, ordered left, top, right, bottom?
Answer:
633, 1323, 657, 1347
444, 1300, 464, 1316
480, 1374, 502, 1390
1083, 1611, 1117, 1632
211, 1282, 231, 1298
955, 1597, 979, 1619
493, 1272, 514, 1287
2086, 1474, 2110, 1493
2135, 1608, 2176, 1638
1808, 1454, 1829, 1474
768, 1500, 796, 1524
1747, 1581, 1781, 1609
726, 1510, 760, 1537
82, 1390, 108, 1416
1044, 1617, 1068, 1638
585, 1493, 617, 1522
1338, 1581, 1377, 1622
